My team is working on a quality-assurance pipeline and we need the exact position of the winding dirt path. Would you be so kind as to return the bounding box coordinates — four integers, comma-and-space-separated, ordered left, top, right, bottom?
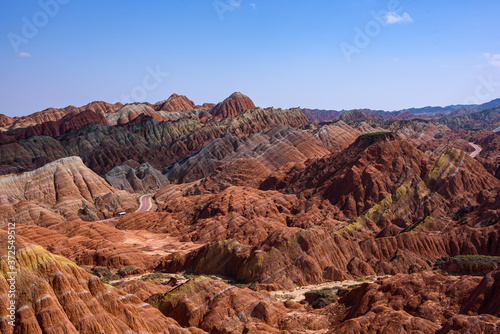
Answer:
136, 194, 154, 212
468, 142, 482, 158
272, 275, 391, 302
96, 193, 154, 222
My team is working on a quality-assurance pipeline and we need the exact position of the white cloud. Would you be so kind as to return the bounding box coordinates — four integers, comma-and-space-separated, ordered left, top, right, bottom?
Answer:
384, 12, 414, 24
483, 53, 500, 67
228, 0, 241, 8
250, 3, 257, 9
18, 52, 32, 58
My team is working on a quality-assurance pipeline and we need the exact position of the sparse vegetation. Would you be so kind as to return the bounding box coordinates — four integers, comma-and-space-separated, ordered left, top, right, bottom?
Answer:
336, 287, 353, 297
232, 282, 250, 289
117, 265, 142, 278
455, 206, 478, 219
140, 273, 171, 284
92, 267, 120, 284
304, 288, 338, 309
436, 255, 500, 267
435, 255, 500, 275
274, 293, 295, 300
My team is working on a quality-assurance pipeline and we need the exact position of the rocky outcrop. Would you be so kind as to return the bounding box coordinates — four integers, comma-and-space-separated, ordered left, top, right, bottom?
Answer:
104, 162, 169, 193
0, 156, 136, 221
158, 276, 329, 333
167, 125, 328, 183
1, 94, 500, 334
151, 134, 499, 290
1, 104, 311, 177
209, 157, 273, 188
331, 271, 485, 333
10, 223, 154, 268
105, 103, 160, 126
472, 131, 500, 178
438, 107, 500, 131
460, 268, 500, 317
2, 101, 122, 131
152, 184, 299, 245
0, 136, 69, 174
331, 270, 500, 333
4, 231, 499, 333
313, 120, 361, 153
339, 109, 370, 122
287, 132, 434, 219
290, 132, 499, 223
80, 100, 124, 114
13, 110, 108, 140
210, 92, 256, 119
303, 108, 341, 122
0, 114, 13, 132
155, 93, 196, 112
0, 233, 204, 334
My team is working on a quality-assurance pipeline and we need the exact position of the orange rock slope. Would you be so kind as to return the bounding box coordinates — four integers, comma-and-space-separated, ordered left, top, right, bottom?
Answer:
0, 156, 136, 222
0, 233, 205, 334
1, 96, 500, 333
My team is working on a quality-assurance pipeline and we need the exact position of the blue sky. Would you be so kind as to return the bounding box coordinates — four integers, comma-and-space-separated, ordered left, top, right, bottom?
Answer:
1, 0, 500, 117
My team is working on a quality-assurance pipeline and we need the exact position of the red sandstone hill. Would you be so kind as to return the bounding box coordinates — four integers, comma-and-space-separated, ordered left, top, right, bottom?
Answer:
0, 105, 311, 177
9, 227, 498, 334
104, 103, 161, 126
0, 156, 136, 222
0, 233, 205, 334
293, 132, 433, 218
1, 95, 500, 334
471, 130, 500, 178
167, 124, 329, 183
331, 271, 500, 333
210, 92, 256, 119
0, 114, 13, 131
3, 128, 497, 289
302, 108, 342, 122
148, 133, 499, 290
12, 110, 108, 140
2, 101, 122, 131
339, 109, 371, 122
155, 93, 196, 112
269, 132, 499, 226
312, 120, 362, 153
0, 93, 197, 134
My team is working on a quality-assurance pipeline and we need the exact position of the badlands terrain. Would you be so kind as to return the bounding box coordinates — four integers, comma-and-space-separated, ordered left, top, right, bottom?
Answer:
1, 92, 500, 333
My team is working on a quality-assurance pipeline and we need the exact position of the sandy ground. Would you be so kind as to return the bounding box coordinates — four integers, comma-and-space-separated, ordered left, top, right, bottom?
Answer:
272, 276, 391, 302
121, 229, 203, 257
109, 272, 189, 286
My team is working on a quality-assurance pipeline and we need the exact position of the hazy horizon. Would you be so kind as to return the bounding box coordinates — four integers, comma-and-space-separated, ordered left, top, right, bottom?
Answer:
1, 0, 500, 117
4, 92, 500, 119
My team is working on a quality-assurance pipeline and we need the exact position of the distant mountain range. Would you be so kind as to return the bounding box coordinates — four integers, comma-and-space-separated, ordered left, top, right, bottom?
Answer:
438, 107, 500, 132
303, 98, 500, 123
397, 98, 500, 114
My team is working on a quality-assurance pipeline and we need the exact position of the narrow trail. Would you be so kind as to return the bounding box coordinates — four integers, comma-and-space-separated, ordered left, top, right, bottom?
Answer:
95, 193, 154, 222
468, 142, 482, 158
108, 272, 188, 286
272, 275, 391, 302
136, 193, 154, 212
